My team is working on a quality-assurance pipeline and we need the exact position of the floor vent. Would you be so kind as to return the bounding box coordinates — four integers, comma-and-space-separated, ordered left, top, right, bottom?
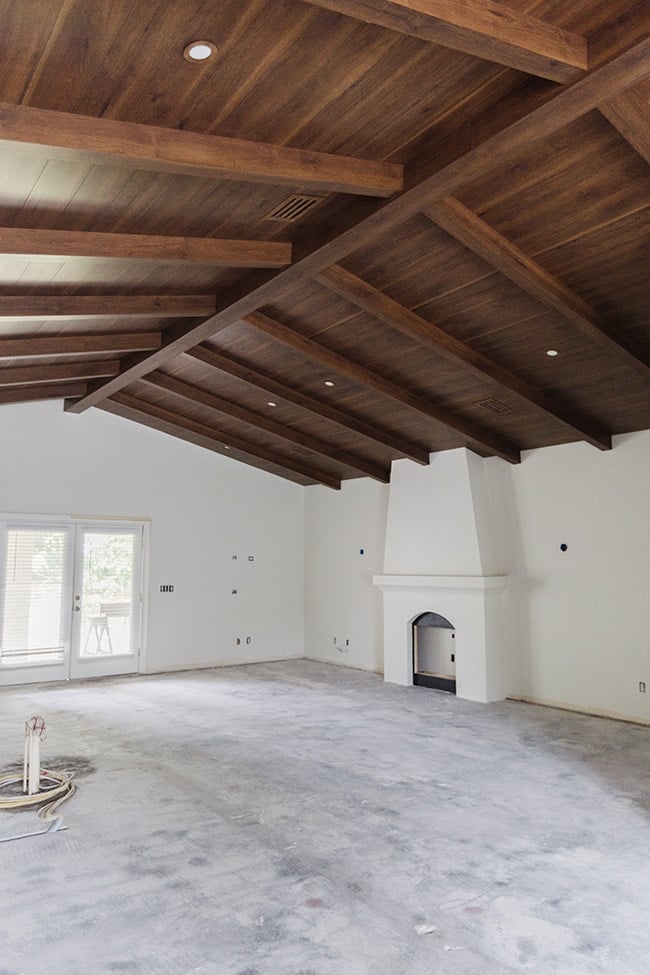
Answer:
477, 397, 514, 415
264, 194, 325, 222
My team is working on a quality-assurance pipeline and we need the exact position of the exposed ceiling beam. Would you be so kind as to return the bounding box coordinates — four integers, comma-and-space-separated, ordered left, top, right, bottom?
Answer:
0, 101, 402, 198
101, 392, 341, 490
186, 345, 430, 465
0, 360, 120, 386
301, 0, 587, 83
0, 228, 291, 267
65, 37, 650, 414
0, 381, 88, 405
423, 197, 650, 377
316, 264, 612, 450
0, 333, 161, 359
599, 87, 650, 164
0, 294, 217, 320
245, 310, 520, 463
143, 371, 389, 483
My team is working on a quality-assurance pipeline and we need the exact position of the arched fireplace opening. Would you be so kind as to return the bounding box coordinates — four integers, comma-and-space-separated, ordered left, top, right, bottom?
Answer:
412, 612, 456, 694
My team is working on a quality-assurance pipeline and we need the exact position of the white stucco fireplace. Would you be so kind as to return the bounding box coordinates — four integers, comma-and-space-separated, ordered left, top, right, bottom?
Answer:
373, 574, 509, 702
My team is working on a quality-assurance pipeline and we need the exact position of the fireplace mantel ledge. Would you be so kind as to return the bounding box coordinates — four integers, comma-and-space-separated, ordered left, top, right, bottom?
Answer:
373, 574, 509, 591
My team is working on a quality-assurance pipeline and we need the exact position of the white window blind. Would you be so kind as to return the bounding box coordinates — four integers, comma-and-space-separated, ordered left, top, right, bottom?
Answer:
0, 525, 72, 666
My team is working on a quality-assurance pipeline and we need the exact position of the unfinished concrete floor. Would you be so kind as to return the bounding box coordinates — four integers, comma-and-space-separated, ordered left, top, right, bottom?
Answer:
1, 660, 649, 975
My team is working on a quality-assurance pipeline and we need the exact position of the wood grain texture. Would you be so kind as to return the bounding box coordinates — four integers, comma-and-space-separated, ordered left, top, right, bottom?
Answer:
104, 391, 341, 490
0, 101, 403, 197
185, 345, 430, 465
0, 381, 88, 404
244, 310, 520, 463
301, 0, 588, 82
0, 333, 161, 358
0, 227, 292, 267
316, 263, 612, 449
0, 360, 120, 386
142, 371, 389, 482
423, 198, 650, 377
600, 86, 650, 164
0, 294, 217, 320
64, 35, 650, 414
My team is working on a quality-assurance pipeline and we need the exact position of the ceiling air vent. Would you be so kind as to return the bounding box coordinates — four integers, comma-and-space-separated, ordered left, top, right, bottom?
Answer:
477, 397, 514, 415
264, 194, 325, 222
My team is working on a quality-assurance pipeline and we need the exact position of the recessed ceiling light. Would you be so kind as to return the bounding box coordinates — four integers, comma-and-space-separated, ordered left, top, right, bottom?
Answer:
267, 401, 277, 407
546, 349, 559, 357
324, 380, 335, 387
183, 40, 217, 62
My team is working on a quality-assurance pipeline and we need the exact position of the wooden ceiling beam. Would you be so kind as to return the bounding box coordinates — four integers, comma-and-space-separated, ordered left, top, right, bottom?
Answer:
599, 88, 650, 164
0, 381, 88, 405
0, 228, 291, 267
0, 360, 120, 387
0, 333, 161, 359
0, 101, 402, 198
301, 0, 587, 83
423, 198, 650, 377
101, 392, 341, 490
65, 37, 650, 414
245, 311, 520, 463
186, 346, 430, 465
143, 371, 389, 483
317, 264, 612, 450
0, 294, 217, 320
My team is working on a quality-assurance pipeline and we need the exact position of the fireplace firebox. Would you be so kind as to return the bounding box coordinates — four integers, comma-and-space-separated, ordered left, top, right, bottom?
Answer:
412, 612, 456, 694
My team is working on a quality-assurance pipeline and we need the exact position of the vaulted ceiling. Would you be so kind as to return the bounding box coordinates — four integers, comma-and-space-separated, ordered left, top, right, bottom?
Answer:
0, 0, 648, 487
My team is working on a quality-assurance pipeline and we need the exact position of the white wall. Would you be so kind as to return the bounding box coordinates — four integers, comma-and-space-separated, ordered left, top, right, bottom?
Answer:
304, 478, 388, 672
0, 401, 305, 673
488, 430, 650, 723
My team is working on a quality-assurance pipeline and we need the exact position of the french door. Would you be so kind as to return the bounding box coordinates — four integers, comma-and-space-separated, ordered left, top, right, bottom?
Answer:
0, 519, 145, 686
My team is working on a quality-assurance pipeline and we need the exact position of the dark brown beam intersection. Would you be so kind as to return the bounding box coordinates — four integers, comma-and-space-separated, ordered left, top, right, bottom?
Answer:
245, 311, 520, 463
143, 371, 390, 483
302, 0, 588, 83
600, 87, 650, 164
317, 264, 612, 450
186, 346, 430, 465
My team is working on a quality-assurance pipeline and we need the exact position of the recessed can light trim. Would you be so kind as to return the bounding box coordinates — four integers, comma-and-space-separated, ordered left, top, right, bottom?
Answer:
324, 380, 335, 387
546, 349, 559, 357
267, 401, 277, 407
183, 40, 217, 63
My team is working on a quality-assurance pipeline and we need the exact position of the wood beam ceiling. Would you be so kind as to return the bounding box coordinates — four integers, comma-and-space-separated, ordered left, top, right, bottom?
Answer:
185, 346, 430, 465
0, 360, 120, 386
316, 264, 612, 450
102, 393, 342, 490
0, 334, 161, 359
423, 198, 650, 377
0, 382, 87, 405
301, 0, 588, 82
142, 372, 389, 482
0, 228, 291, 268
0, 295, 217, 320
244, 310, 521, 463
0, 102, 403, 197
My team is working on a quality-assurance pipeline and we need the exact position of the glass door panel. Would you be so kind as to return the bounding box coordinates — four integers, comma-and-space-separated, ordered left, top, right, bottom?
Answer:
70, 525, 142, 679
0, 524, 73, 685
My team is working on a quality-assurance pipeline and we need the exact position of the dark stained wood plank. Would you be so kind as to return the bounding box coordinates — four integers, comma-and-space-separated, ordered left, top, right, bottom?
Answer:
0, 359, 120, 386
423, 197, 650, 377
185, 345, 430, 465
316, 263, 612, 449
0, 294, 217, 319
0, 101, 403, 197
600, 86, 650, 164
301, 0, 587, 83
66, 36, 650, 414
0, 333, 161, 359
102, 392, 341, 490
143, 370, 389, 483
0, 381, 88, 405
0, 227, 292, 267
245, 310, 520, 463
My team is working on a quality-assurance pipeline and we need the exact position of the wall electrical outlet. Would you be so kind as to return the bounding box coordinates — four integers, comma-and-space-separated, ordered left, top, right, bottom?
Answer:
639, 681, 646, 693
160, 584, 174, 593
